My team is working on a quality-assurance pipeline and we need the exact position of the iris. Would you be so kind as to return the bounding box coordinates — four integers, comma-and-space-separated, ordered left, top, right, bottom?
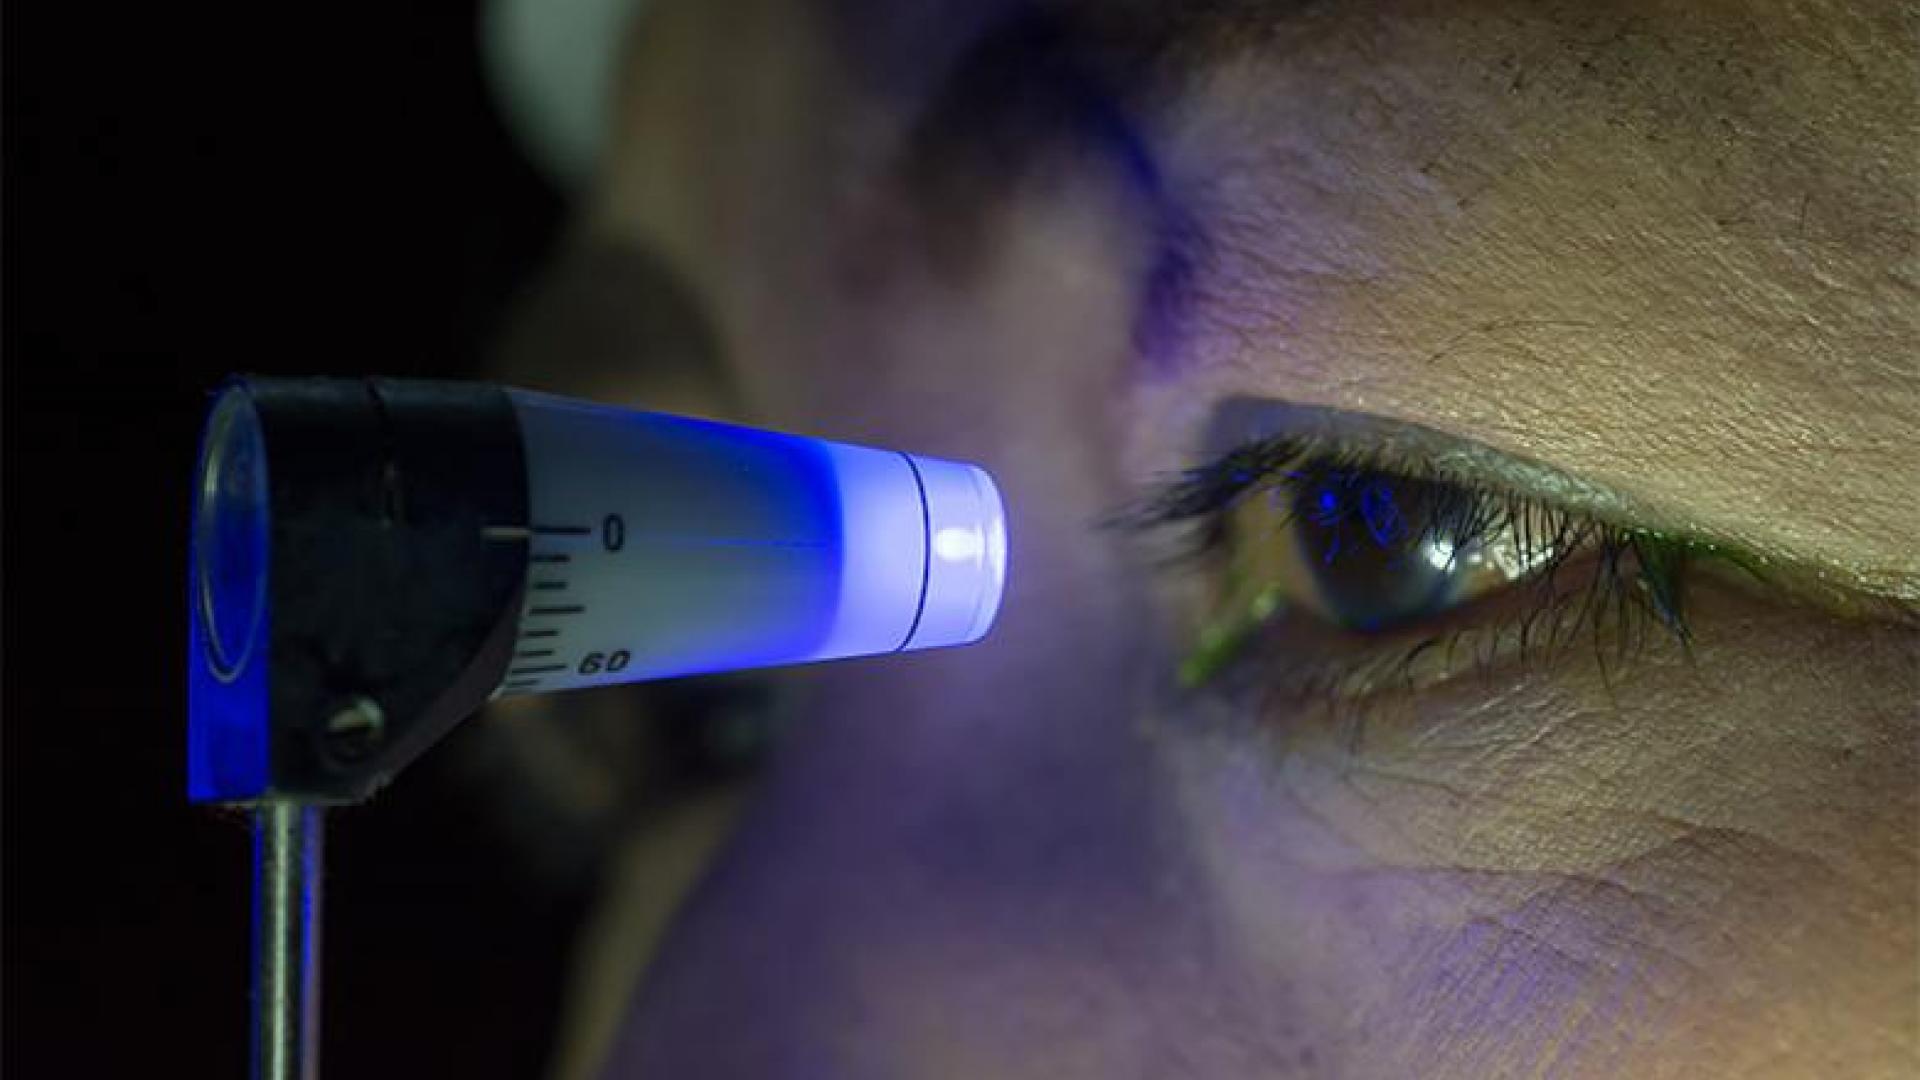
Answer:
1290, 465, 1471, 632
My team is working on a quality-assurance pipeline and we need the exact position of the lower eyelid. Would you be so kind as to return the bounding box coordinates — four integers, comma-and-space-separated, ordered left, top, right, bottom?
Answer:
1190, 543, 1657, 709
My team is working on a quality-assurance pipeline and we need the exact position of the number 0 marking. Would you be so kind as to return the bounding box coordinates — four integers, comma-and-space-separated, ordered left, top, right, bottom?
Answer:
603, 514, 625, 552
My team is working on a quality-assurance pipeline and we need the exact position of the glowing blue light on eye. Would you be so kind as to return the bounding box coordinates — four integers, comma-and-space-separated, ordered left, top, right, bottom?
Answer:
1360, 483, 1404, 547
1318, 490, 1337, 513
1321, 534, 1342, 566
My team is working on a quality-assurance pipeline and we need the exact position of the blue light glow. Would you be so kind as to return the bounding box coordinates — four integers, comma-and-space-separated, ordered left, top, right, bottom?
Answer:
189, 386, 272, 803
1360, 482, 1405, 547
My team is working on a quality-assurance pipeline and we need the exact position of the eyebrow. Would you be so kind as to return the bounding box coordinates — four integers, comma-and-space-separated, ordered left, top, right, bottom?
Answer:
899, 12, 1153, 195
889, 0, 1326, 169
893, 6, 1210, 366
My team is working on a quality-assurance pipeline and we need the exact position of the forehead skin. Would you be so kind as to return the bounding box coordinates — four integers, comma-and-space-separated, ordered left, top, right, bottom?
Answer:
574, 1, 1920, 1077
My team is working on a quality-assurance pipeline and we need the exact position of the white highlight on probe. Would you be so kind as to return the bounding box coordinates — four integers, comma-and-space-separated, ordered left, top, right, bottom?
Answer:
934, 526, 984, 562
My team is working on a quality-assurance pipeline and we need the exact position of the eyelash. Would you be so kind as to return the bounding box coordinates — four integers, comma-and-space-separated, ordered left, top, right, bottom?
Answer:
1116, 436, 1713, 699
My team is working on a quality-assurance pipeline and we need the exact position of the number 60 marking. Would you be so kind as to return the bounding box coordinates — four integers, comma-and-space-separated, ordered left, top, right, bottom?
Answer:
578, 650, 632, 676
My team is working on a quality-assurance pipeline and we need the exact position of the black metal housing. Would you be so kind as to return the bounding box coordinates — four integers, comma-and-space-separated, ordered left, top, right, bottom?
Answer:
189, 376, 529, 804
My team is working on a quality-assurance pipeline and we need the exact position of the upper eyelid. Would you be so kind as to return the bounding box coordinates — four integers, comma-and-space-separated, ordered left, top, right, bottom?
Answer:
1199, 398, 1651, 531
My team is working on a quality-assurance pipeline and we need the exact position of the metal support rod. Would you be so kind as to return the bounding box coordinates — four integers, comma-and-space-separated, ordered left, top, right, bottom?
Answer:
252, 802, 324, 1080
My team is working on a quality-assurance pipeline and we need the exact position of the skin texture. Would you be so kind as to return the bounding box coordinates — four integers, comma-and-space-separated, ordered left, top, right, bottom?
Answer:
503, 1, 1920, 1076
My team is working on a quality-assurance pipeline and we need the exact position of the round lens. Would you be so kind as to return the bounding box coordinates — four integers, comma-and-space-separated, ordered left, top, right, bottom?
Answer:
195, 389, 270, 681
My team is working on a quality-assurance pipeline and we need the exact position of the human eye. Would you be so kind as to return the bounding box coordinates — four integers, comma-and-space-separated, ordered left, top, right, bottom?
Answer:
1118, 399, 1792, 705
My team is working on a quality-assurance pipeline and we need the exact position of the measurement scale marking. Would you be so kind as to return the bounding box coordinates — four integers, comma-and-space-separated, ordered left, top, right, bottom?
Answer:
530, 554, 571, 564
521, 629, 560, 639
502, 679, 540, 690
532, 580, 568, 591
515, 649, 555, 659
533, 524, 592, 536
529, 605, 585, 616
510, 663, 568, 675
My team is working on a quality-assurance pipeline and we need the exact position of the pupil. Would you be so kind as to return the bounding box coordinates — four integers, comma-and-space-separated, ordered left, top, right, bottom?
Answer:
1291, 465, 1462, 631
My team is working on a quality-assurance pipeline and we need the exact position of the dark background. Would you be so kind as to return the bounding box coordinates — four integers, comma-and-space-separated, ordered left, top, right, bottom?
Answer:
5, 3, 592, 1075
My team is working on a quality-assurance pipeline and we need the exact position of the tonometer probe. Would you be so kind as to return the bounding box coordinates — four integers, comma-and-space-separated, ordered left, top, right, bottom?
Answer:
189, 377, 1009, 1079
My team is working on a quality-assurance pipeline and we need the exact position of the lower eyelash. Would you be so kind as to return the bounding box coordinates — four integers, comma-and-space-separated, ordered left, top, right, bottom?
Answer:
1181, 540, 1703, 759
1278, 537, 1687, 700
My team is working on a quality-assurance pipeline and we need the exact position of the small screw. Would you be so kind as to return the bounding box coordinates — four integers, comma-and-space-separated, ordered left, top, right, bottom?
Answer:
323, 695, 386, 760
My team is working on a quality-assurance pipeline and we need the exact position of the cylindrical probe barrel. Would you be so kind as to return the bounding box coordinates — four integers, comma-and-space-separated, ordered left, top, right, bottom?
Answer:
495, 390, 1008, 695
